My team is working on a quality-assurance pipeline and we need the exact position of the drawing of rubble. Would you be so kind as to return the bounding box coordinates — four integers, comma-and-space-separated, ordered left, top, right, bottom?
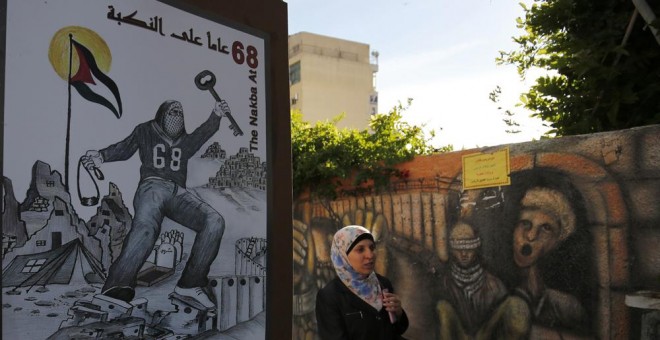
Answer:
2, 160, 267, 339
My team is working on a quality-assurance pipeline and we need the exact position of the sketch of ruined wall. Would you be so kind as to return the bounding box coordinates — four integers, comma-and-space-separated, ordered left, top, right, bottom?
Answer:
2, 177, 28, 258
87, 183, 132, 271
235, 237, 267, 276
2, 162, 100, 268
293, 124, 660, 340
2, 164, 128, 273
209, 147, 267, 190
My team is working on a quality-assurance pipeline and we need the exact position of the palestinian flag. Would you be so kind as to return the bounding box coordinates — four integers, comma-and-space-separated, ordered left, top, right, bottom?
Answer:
69, 39, 122, 118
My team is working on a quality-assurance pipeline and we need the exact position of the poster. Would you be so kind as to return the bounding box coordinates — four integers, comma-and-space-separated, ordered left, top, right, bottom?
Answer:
462, 147, 511, 190
2, 0, 269, 338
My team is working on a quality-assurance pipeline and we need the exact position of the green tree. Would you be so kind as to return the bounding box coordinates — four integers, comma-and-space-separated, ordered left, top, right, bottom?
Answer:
291, 100, 447, 200
498, 0, 660, 136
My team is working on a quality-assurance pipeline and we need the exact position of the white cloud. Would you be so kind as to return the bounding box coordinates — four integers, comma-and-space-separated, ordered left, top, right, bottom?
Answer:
378, 65, 549, 149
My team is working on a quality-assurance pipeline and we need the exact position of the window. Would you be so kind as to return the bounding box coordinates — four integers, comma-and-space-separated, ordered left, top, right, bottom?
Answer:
46, 181, 55, 187
36, 240, 46, 247
22, 258, 47, 273
54, 210, 64, 216
102, 210, 110, 216
289, 62, 301, 85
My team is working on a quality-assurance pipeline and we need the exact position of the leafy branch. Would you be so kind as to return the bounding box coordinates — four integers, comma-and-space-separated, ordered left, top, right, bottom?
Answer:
291, 99, 447, 200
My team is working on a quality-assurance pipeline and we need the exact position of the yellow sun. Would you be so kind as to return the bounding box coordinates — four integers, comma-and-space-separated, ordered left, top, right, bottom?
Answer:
48, 26, 112, 81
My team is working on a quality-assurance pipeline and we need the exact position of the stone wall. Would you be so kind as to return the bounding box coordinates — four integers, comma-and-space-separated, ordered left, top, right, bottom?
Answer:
292, 125, 660, 340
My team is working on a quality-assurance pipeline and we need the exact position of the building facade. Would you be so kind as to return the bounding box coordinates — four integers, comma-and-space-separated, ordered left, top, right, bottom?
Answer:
288, 32, 378, 129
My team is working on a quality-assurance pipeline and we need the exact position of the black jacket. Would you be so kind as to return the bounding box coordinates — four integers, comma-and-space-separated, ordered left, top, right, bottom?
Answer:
316, 274, 409, 340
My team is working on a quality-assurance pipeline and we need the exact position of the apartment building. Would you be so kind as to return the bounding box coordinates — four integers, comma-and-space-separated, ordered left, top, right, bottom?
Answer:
288, 32, 379, 129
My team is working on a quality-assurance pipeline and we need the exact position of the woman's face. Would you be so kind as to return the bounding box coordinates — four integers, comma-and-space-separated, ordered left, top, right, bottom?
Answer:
513, 208, 561, 268
347, 238, 376, 276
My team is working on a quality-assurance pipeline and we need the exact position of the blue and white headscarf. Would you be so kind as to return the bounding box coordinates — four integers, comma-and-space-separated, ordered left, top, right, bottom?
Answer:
331, 225, 383, 310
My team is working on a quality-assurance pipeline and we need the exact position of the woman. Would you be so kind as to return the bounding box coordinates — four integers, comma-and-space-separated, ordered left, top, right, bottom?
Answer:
316, 225, 409, 340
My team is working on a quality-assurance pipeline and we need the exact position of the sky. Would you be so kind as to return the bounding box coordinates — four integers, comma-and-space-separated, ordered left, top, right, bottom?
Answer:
285, 0, 550, 149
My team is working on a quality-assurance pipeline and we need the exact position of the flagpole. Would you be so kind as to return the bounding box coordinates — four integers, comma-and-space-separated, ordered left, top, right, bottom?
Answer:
65, 34, 73, 192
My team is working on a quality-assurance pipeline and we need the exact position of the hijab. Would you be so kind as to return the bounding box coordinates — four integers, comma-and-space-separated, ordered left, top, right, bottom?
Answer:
331, 225, 383, 310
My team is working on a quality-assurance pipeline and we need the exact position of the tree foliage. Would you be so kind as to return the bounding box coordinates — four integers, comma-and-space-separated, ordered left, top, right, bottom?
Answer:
489, 85, 523, 134
498, 0, 660, 136
291, 100, 446, 200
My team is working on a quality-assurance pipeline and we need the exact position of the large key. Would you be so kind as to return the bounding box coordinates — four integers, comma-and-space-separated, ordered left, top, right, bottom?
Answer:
194, 70, 244, 136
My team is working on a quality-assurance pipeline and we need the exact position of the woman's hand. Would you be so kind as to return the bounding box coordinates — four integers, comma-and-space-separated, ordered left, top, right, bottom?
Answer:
382, 291, 403, 318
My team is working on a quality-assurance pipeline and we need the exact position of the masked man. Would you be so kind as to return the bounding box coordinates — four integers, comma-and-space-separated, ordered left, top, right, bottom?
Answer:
436, 221, 509, 339
82, 99, 229, 309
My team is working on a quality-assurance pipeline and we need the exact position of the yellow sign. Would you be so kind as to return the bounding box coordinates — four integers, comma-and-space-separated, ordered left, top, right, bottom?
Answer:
462, 147, 511, 190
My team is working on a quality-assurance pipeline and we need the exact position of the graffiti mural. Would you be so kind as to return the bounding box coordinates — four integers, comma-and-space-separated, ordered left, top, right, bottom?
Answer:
293, 125, 660, 339
2, 1, 270, 338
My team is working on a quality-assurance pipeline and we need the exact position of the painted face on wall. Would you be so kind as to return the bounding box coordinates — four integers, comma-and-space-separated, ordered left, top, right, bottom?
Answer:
513, 208, 562, 268
347, 238, 376, 276
451, 248, 477, 268
448, 221, 481, 268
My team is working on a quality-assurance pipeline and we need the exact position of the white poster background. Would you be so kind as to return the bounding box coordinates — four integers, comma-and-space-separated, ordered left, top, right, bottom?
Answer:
3, 0, 268, 337
5, 0, 267, 209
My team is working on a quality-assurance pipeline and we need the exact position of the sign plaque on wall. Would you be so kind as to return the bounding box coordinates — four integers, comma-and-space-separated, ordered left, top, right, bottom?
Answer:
461, 147, 511, 190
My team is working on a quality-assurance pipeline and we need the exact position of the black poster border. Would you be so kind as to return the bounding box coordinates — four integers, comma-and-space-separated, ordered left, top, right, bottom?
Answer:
0, 0, 292, 338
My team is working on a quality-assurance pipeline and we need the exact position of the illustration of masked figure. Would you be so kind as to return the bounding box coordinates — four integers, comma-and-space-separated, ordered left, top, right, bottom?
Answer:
436, 221, 510, 339
82, 99, 229, 308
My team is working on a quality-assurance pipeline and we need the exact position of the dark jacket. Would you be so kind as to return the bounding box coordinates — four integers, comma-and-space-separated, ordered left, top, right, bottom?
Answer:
316, 274, 409, 340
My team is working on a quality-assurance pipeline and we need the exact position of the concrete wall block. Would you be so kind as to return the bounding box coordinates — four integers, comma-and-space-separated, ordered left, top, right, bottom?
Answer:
236, 276, 250, 323
599, 134, 627, 167
611, 291, 631, 340
592, 225, 611, 289
381, 195, 393, 235
209, 276, 237, 331
392, 194, 404, 236
536, 152, 609, 181
249, 276, 264, 318
600, 181, 628, 226
364, 195, 374, 212
575, 183, 608, 226
431, 193, 448, 262
631, 228, 660, 286
357, 196, 366, 213
596, 287, 611, 340
639, 128, 660, 171
411, 193, 423, 243
509, 153, 535, 172
91, 294, 133, 321
400, 194, 412, 239
609, 227, 631, 287
373, 195, 383, 216
421, 193, 434, 251
628, 180, 660, 223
